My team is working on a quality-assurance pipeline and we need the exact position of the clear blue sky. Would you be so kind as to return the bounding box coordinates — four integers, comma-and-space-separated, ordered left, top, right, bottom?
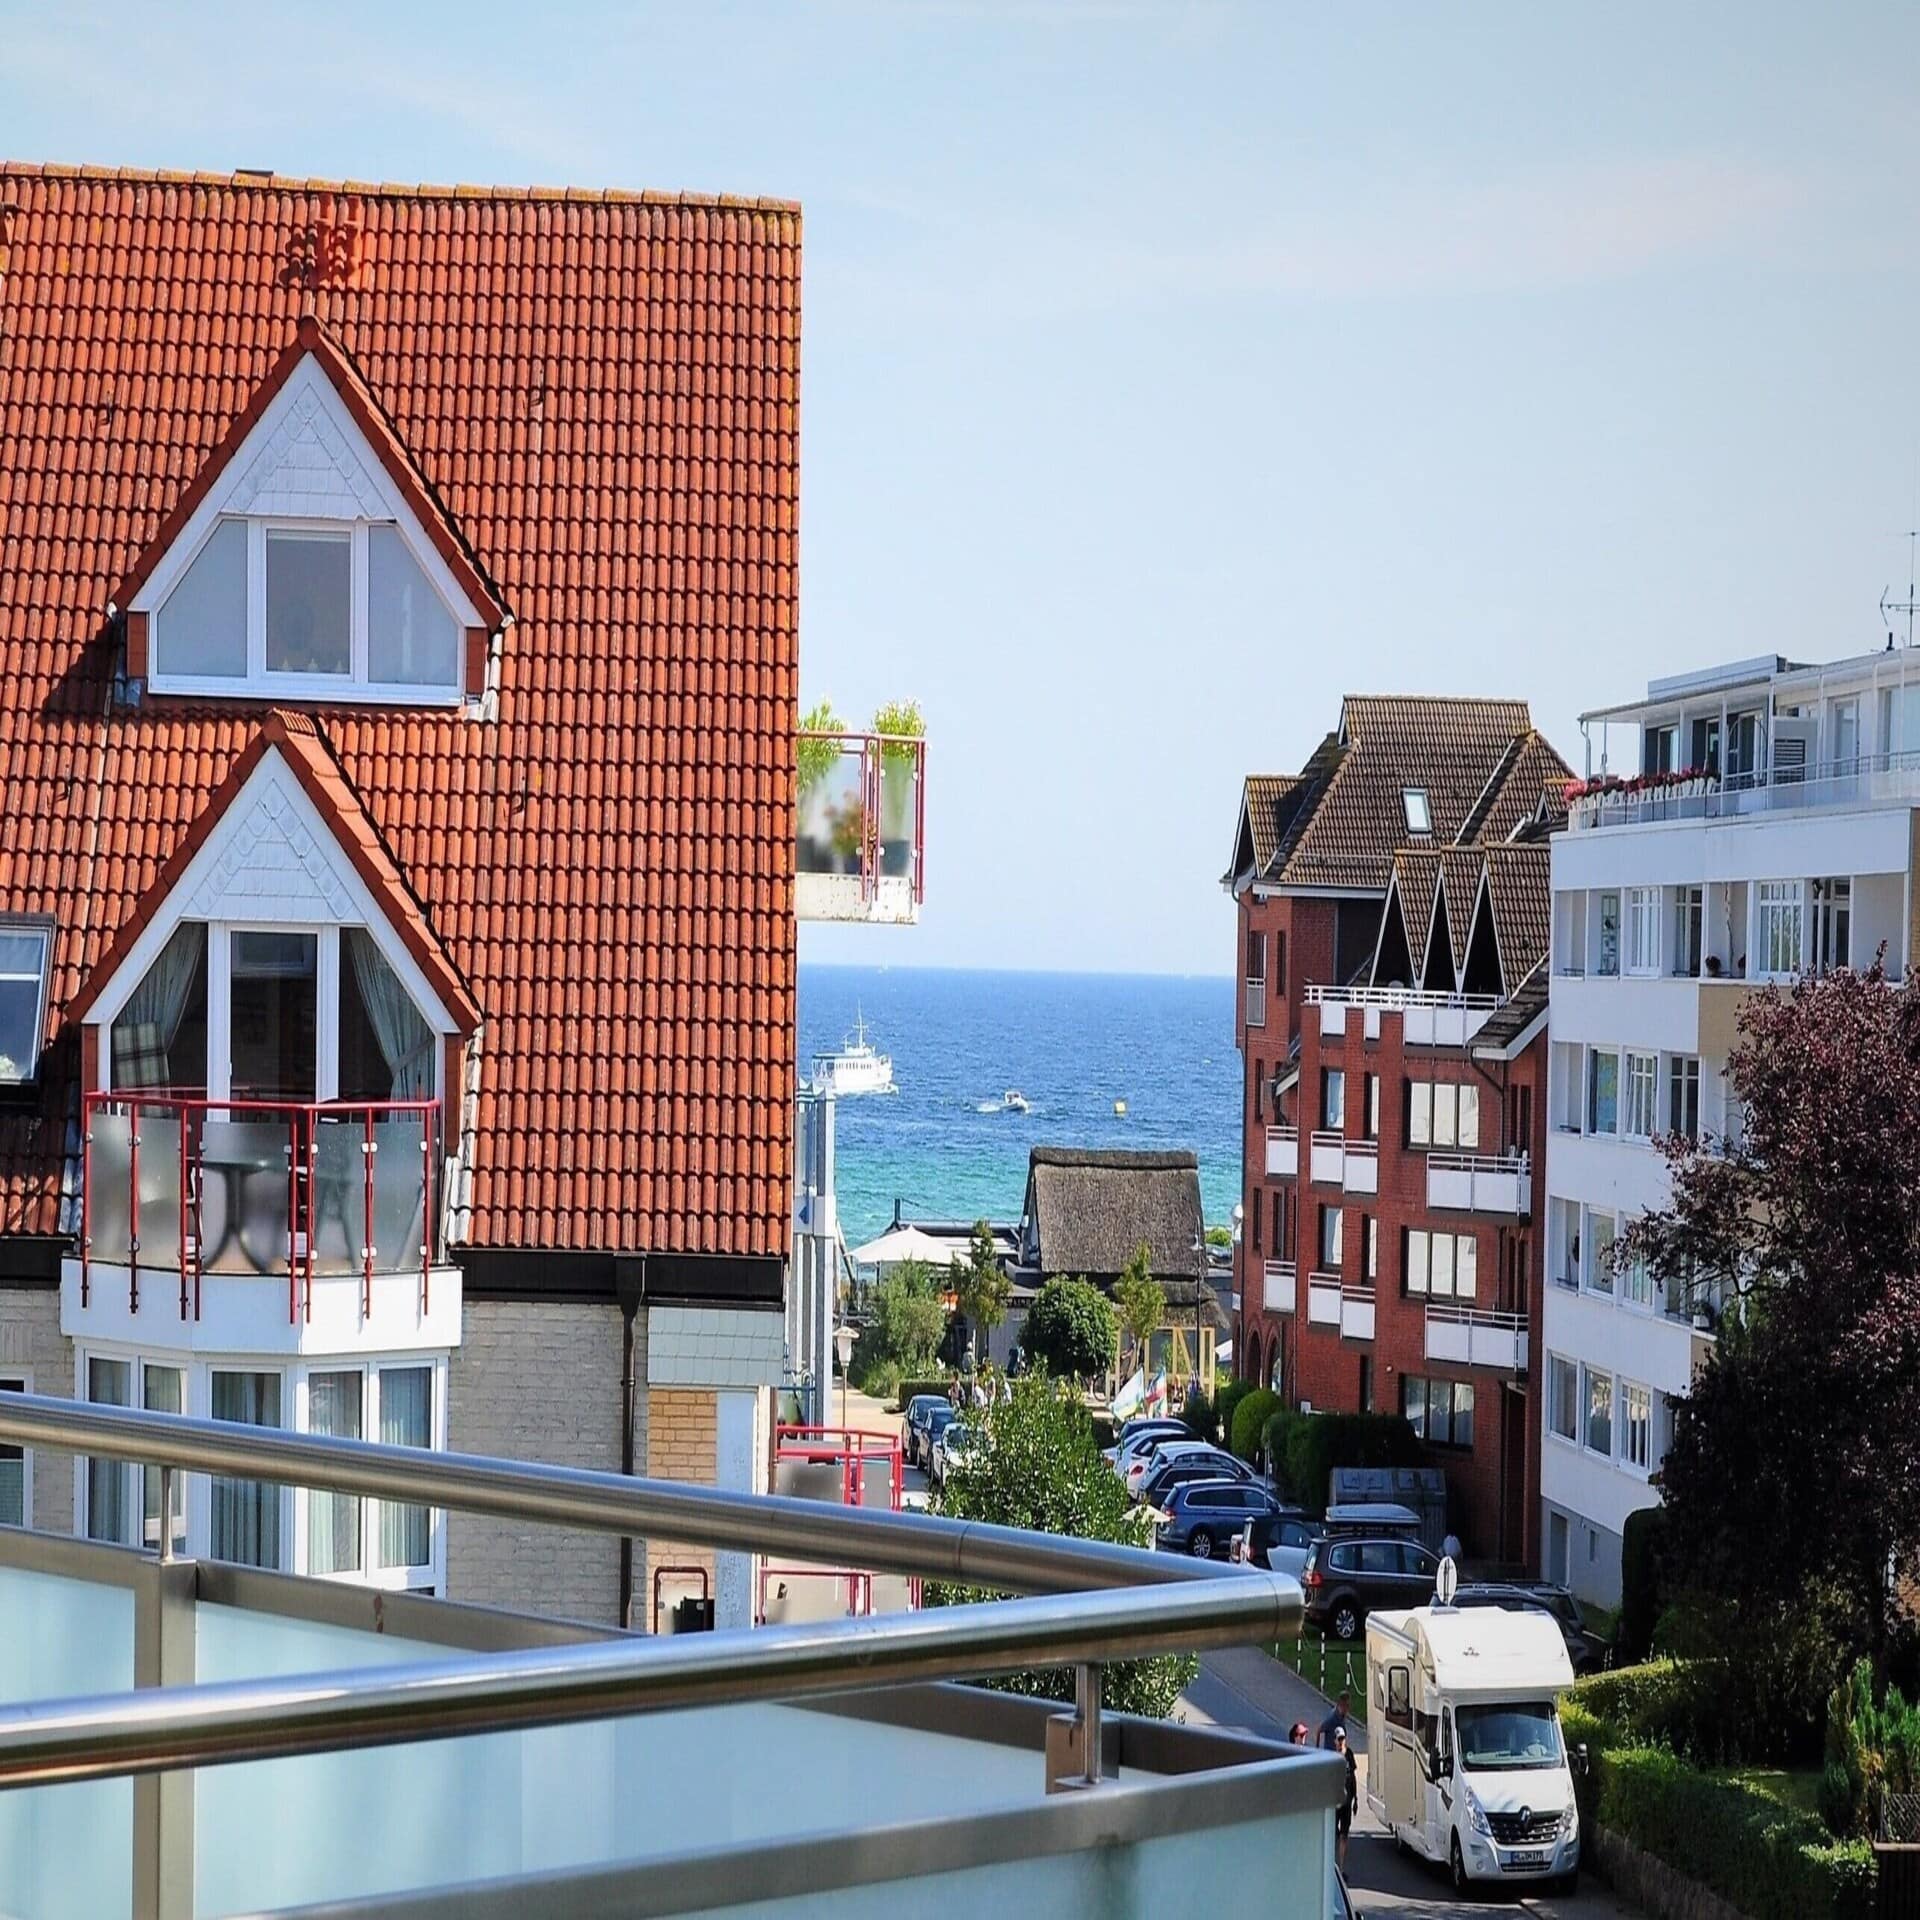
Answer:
6, 2, 1919, 975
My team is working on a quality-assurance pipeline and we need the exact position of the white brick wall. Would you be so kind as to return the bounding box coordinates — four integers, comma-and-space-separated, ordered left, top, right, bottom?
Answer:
446, 1299, 627, 1622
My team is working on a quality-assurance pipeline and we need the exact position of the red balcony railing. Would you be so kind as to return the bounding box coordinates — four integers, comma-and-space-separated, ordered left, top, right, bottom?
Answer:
796, 732, 925, 915
80, 1090, 440, 1324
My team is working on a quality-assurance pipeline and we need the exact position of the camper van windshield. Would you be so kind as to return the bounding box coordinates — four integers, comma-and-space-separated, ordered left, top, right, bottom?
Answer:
1455, 1702, 1563, 1771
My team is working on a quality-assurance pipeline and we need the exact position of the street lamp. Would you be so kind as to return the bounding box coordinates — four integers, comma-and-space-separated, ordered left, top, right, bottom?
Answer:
833, 1323, 857, 1431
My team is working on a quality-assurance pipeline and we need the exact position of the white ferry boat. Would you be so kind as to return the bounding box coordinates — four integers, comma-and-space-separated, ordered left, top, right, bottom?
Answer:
810, 1013, 897, 1097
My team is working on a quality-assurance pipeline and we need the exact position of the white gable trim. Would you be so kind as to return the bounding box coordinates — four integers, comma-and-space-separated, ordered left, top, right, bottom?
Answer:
128, 354, 484, 633
86, 749, 459, 1057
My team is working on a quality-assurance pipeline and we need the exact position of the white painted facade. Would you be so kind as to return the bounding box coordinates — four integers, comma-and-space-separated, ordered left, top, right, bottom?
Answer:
1544, 645, 1920, 1604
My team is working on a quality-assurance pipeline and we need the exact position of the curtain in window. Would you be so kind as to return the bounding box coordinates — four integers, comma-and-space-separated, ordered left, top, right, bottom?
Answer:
346, 930, 435, 1101
378, 1367, 431, 1568
211, 1372, 282, 1568
307, 1372, 363, 1574
111, 921, 207, 1089
87, 1358, 132, 1543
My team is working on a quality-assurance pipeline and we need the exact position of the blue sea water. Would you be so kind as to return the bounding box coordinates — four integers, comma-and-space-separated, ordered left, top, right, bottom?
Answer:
799, 964, 1241, 1250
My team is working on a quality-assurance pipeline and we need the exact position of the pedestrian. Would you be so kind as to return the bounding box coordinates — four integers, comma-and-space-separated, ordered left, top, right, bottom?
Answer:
1442, 1530, 1463, 1567
948, 1376, 964, 1411
1288, 1720, 1310, 1747
1333, 1725, 1357, 1869
1317, 1688, 1351, 1749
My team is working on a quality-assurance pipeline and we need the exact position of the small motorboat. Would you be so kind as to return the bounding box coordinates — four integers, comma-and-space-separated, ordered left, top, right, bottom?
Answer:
1002, 1089, 1030, 1114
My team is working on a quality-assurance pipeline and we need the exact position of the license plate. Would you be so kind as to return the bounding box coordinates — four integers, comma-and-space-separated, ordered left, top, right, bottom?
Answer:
1507, 1849, 1548, 1869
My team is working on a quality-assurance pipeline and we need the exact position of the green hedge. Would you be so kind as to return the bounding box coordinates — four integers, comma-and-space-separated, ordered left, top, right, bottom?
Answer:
1276, 1410, 1421, 1511
1213, 1378, 1254, 1449
1229, 1388, 1281, 1462
1564, 1674, 1876, 1919
892, 1378, 955, 1414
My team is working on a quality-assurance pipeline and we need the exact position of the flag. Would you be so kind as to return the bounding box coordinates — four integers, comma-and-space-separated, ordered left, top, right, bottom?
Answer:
1215, 1339, 1234, 1366
1144, 1369, 1168, 1412
1112, 1369, 1145, 1419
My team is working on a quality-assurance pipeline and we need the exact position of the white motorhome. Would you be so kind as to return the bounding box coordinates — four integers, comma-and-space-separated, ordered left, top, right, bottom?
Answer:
1365, 1603, 1581, 1893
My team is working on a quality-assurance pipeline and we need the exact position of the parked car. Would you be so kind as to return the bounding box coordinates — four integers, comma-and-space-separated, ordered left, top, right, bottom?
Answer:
1262, 1514, 1324, 1580
1106, 1419, 1190, 1472
1452, 1583, 1608, 1675
931, 1420, 976, 1489
1136, 1449, 1255, 1508
1124, 1436, 1216, 1500
919, 1404, 958, 1475
1151, 1481, 1296, 1559
901, 1395, 949, 1470
1300, 1535, 1443, 1640
1319, 1501, 1426, 1544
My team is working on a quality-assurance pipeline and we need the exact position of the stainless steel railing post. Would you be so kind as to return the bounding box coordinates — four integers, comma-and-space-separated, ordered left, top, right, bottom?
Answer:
1076, 1662, 1102, 1786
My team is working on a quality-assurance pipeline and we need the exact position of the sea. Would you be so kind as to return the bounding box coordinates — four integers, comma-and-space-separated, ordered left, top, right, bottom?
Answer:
799, 964, 1241, 1251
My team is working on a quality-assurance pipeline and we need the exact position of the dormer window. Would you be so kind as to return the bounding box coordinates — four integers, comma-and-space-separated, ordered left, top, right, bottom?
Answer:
153, 517, 461, 701
123, 330, 499, 707
0, 922, 52, 1087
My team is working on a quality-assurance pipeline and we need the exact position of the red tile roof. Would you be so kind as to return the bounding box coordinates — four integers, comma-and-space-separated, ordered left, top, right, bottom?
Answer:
0, 164, 800, 1257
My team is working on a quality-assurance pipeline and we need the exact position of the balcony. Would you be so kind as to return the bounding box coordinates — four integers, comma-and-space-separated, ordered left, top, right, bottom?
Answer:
1425, 1303, 1527, 1372
1306, 1273, 1341, 1325
1308, 1131, 1377, 1193
1339, 1286, 1376, 1342
0, 1392, 1337, 1919
76, 1091, 452, 1347
1265, 1125, 1296, 1176
1304, 985, 1500, 1048
796, 731, 925, 924
1425, 1151, 1532, 1215
1262, 1258, 1296, 1313
1567, 752, 1920, 833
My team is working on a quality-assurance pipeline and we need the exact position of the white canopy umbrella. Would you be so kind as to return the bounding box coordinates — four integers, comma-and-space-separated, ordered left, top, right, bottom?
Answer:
849, 1225, 957, 1268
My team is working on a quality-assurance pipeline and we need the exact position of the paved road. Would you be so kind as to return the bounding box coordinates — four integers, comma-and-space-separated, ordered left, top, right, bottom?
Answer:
1344, 1831, 1637, 1918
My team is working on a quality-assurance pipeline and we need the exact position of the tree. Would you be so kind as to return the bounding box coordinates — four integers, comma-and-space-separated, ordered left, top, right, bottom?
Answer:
1205, 1224, 1233, 1251
1620, 964, 1920, 1677
926, 1376, 1195, 1715
1113, 1242, 1165, 1366
949, 1220, 1012, 1357
852, 1257, 949, 1388
1019, 1276, 1117, 1382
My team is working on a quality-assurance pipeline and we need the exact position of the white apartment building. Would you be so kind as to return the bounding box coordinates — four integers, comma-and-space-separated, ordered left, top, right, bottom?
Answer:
1543, 648, 1919, 1604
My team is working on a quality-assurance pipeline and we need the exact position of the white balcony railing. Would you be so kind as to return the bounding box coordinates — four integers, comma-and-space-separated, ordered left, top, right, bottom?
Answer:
1308, 1131, 1377, 1192
1425, 1151, 1531, 1215
1245, 978, 1267, 1028
1425, 1303, 1527, 1372
1340, 1286, 1375, 1342
1263, 1258, 1296, 1314
1567, 752, 1920, 833
1265, 1124, 1297, 1176
1308, 1130, 1346, 1185
1304, 984, 1501, 1048
1306, 1274, 1342, 1325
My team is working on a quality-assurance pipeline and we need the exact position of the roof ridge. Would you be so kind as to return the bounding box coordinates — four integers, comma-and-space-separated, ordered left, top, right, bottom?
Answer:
0, 160, 802, 214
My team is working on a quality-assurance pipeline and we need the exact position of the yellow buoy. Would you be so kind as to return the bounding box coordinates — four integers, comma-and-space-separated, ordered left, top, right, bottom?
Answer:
1113, 1099, 1128, 1116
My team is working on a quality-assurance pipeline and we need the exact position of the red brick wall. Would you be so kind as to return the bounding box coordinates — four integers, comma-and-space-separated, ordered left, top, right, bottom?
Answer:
1239, 960, 1548, 1571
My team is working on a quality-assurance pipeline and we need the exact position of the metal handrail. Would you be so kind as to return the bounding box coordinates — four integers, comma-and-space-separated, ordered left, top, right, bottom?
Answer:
0, 1576, 1296, 1790
1303, 984, 1502, 1010
0, 1393, 1226, 1595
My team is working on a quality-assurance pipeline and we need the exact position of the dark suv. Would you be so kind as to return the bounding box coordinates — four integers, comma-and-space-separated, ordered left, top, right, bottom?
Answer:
1300, 1535, 1441, 1639
1152, 1482, 1296, 1559
1453, 1582, 1609, 1674
1137, 1449, 1255, 1509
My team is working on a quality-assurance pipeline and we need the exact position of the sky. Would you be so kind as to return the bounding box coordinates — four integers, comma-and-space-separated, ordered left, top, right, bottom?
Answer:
5, 3, 1920, 975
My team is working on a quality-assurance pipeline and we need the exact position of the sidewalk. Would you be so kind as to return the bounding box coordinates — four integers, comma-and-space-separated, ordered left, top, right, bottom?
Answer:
1178, 1644, 1365, 1754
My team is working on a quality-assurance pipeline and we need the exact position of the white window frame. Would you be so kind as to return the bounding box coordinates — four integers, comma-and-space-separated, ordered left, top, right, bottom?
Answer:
1587, 1047, 1620, 1137
1584, 1209, 1616, 1296
292, 1357, 446, 1593
1547, 1354, 1578, 1444
1623, 1241, 1655, 1311
1621, 1380, 1652, 1472
1622, 1050, 1658, 1141
1595, 891, 1621, 977
1753, 880, 1805, 982
1402, 788, 1432, 833
1582, 1364, 1614, 1460
0, 918, 54, 1088
1624, 886, 1660, 976
150, 514, 465, 707
0, 1368, 32, 1527
1404, 1228, 1476, 1299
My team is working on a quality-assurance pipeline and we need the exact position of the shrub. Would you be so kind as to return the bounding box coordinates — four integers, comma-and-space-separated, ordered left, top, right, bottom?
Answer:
1213, 1377, 1254, 1450
1590, 1743, 1874, 1920
1282, 1411, 1422, 1514
1181, 1386, 1218, 1446
925, 1378, 1194, 1716
1229, 1388, 1281, 1463
853, 1258, 947, 1387
1617, 1505, 1668, 1664
852, 1357, 902, 1402
1019, 1277, 1117, 1381
892, 1377, 954, 1414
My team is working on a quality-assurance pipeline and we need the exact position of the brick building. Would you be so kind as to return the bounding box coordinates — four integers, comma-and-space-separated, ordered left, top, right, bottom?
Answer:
1225, 696, 1565, 1566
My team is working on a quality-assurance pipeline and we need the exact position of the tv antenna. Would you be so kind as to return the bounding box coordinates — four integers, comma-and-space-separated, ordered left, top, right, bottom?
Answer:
1881, 529, 1920, 649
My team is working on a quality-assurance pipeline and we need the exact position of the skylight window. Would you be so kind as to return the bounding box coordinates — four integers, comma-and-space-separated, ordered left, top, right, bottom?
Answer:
1403, 787, 1432, 834
0, 923, 52, 1086
151, 517, 465, 703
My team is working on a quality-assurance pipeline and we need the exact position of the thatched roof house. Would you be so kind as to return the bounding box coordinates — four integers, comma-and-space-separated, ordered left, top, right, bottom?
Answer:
1016, 1147, 1208, 1300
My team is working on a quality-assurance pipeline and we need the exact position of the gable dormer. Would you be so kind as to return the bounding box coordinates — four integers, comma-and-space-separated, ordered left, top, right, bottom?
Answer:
119, 319, 505, 706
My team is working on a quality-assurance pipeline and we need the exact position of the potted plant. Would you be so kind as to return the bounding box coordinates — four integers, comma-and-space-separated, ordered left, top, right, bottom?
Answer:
871, 698, 924, 878
796, 699, 847, 875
